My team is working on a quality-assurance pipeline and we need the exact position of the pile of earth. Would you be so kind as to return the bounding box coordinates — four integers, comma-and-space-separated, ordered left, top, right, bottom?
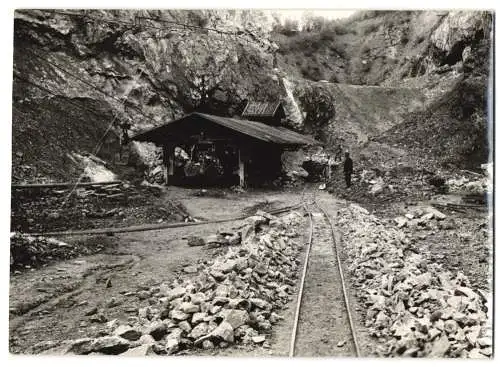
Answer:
10, 234, 114, 273
11, 182, 190, 233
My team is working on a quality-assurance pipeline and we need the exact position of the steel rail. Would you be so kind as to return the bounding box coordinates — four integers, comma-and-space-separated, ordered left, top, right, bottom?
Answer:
288, 198, 314, 357
313, 199, 362, 358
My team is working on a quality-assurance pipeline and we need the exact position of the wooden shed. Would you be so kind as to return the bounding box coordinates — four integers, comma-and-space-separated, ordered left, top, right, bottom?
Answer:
131, 112, 320, 187
241, 101, 285, 126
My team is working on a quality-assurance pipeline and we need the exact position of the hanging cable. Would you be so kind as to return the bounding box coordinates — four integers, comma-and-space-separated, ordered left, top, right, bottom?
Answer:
59, 69, 144, 208
26, 48, 157, 126
16, 9, 263, 47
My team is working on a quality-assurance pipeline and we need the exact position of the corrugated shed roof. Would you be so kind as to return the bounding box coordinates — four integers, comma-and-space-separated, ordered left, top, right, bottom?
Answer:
132, 112, 320, 147
241, 101, 282, 117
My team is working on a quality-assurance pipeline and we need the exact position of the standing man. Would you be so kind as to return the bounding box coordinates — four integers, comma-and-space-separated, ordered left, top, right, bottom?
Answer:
343, 151, 353, 188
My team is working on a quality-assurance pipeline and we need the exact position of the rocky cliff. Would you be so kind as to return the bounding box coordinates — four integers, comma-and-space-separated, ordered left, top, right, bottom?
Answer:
274, 10, 492, 85
12, 9, 493, 183
12, 9, 282, 182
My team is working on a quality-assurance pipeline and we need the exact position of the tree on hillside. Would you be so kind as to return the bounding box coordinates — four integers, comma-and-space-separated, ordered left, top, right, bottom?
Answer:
277, 18, 300, 36
302, 12, 327, 33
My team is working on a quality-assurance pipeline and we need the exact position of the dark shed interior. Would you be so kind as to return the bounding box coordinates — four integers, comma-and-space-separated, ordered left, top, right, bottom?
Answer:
132, 112, 320, 187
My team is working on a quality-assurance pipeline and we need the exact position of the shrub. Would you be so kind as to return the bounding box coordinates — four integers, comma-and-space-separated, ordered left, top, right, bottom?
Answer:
298, 84, 335, 127
320, 29, 336, 42
363, 23, 379, 35
334, 24, 351, 35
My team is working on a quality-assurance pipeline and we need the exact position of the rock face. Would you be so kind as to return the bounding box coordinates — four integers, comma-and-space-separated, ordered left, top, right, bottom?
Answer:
430, 12, 489, 60
12, 9, 282, 182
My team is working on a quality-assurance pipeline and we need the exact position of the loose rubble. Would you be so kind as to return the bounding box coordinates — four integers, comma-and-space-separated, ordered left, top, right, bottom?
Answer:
39, 210, 305, 355
445, 164, 493, 196
11, 182, 191, 233
10, 233, 106, 271
337, 204, 492, 358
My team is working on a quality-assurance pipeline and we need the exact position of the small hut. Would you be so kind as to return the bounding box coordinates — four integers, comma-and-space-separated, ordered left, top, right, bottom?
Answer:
241, 101, 286, 126
132, 112, 320, 187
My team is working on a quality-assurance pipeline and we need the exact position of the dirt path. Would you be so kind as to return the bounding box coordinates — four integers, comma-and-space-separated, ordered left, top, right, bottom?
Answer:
9, 188, 305, 354
293, 202, 355, 357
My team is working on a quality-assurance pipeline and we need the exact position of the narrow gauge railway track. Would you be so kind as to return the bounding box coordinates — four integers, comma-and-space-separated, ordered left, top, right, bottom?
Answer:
289, 193, 361, 357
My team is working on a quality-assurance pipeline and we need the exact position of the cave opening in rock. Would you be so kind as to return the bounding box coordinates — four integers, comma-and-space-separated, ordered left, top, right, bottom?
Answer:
442, 40, 467, 66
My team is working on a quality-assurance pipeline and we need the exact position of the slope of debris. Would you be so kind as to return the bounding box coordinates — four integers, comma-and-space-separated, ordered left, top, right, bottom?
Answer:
374, 76, 491, 171
337, 204, 492, 358
10, 234, 111, 273
30, 210, 305, 355
11, 182, 189, 233
282, 77, 428, 148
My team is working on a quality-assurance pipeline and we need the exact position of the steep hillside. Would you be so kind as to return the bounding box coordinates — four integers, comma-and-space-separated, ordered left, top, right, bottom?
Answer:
273, 10, 491, 86
11, 9, 493, 184
12, 9, 281, 183
277, 10, 492, 171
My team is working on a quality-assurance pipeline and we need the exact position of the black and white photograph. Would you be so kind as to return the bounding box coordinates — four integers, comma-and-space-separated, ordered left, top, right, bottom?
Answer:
6, 3, 494, 360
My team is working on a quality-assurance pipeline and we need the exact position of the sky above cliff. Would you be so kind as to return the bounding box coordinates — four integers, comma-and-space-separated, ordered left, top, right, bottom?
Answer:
270, 10, 356, 20
262, 9, 356, 30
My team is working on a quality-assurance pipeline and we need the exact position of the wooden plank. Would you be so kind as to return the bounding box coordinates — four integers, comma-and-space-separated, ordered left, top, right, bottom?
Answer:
22, 203, 303, 237
12, 181, 122, 189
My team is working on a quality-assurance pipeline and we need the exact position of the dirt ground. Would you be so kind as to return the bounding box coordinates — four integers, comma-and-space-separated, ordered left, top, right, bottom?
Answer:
9, 185, 492, 357
9, 186, 306, 355
293, 198, 355, 357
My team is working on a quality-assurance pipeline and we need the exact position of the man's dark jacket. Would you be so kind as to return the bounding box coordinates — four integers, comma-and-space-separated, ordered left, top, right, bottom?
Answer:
344, 157, 353, 174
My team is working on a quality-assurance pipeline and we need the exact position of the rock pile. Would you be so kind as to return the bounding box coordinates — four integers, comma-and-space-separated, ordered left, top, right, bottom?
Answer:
11, 183, 186, 233
40, 210, 305, 355
10, 233, 105, 272
337, 204, 492, 358
446, 176, 491, 196
327, 167, 434, 208
392, 206, 453, 230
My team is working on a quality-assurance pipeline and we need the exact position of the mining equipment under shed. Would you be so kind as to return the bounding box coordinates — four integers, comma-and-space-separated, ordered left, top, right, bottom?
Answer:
132, 112, 319, 187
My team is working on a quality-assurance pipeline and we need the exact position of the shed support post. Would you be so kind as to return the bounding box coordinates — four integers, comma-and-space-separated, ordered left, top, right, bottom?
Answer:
168, 153, 174, 176
162, 145, 169, 185
238, 148, 245, 188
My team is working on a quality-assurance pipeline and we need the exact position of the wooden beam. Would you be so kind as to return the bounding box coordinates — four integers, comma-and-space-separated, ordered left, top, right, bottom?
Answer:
168, 154, 174, 176
12, 181, 122, 189
162, 145, 169, 185
238, 148, 245, 187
